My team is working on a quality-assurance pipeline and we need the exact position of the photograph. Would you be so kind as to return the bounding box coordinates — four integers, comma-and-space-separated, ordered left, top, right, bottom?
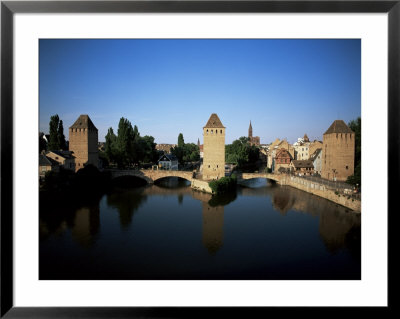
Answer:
38, 39, 361, 280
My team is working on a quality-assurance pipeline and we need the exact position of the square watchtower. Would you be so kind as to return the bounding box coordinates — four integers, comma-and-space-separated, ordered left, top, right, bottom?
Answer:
69, 114, 98, 171
203, 113, 225, 180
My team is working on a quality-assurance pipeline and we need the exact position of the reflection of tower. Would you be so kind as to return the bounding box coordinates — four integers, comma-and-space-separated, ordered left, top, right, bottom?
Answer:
271, 186, 293, 215
71, 205, 100, 248
318, 209, 361, 254
202, 202, 224, 255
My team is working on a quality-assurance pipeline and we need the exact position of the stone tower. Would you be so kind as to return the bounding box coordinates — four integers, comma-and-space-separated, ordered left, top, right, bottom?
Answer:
69, 114, 98, 171
203, 113, 225, 180
248, 120, 253, 138
321, 120, 355, 181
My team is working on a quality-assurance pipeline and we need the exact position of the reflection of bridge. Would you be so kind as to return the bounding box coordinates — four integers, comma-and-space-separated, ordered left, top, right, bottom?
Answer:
107, 169, 194, 184
238, 172, 282, 184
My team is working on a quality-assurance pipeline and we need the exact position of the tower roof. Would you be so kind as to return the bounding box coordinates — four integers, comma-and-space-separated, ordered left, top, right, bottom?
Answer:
323, 120, 353, 135
204, 113, 225, 128
249, 121, 253, 129
69, 114, 97, 131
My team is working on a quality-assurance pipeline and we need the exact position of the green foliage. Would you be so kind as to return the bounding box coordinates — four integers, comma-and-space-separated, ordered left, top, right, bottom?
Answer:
104, 118, 158, 168
48, 114, 67, 151
182, 143, 200, 162
48, 115, 60, 150
98, 150, 109, 168
105, 127, 118, 164
171, 134, 200, 164
346, 161, 361, 187
225, 136, 259, 168
178, 133, 185, 148
57, 120, 66, 150
346, 117, 361, 188
137, 135, 158, 163
208, 175, 237, 195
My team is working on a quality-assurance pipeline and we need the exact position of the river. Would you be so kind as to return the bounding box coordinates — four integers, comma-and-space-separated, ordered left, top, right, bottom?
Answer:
39, 177, 361, 280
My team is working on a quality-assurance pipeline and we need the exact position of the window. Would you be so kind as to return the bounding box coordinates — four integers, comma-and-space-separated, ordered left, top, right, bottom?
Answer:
220, 130, 222, 134
217, 165, 218, 168
346, 166, 348, 169
208, 165, 210, 168
211, 130, 213, 134
206, 129, 209, 134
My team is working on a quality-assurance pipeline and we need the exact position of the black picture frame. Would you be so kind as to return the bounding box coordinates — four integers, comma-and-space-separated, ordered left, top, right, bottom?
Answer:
1, 0, 396, 317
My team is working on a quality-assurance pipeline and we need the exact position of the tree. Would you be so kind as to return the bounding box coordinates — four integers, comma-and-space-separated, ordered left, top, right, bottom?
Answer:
57, 120, 66, 150
182, 143, 200, 162
225, 136, 259, 169
171, 134, 200, 165
104, 118, 158, 168
178, 133, 185, 148
116, 117, 136, 168
346, 117, 361, 187
48, 114, 67, 151
105, 127, 118, 165
48, 114, 60, 150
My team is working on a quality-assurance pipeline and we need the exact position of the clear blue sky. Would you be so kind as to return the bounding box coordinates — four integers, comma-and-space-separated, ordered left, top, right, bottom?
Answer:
39, 39, 360, 144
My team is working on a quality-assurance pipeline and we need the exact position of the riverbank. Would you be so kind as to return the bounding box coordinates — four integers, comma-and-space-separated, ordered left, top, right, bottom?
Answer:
278, 175, 361, 213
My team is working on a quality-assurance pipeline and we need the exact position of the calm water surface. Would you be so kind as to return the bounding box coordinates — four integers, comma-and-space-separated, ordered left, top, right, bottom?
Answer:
39, 178, 361, 280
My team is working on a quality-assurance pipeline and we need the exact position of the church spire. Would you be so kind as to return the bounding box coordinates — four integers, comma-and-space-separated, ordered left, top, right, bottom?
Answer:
248, 120, 253, 138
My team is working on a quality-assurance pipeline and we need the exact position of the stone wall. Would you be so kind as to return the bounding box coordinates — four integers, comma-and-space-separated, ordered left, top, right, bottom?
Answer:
191, 179, 213, 194
279, 175, 360, 212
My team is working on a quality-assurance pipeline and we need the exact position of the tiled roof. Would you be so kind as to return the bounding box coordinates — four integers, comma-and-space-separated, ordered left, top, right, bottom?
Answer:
204, 113, 225, 128
291, 160, 314, 168
310, 148, 322, 160
324, 120, 353, 135
276, 148, 292, 159
47, 150, 75, 159
158, 153, 178, 162
69, 114, 97, 130
39, 154, 58, 166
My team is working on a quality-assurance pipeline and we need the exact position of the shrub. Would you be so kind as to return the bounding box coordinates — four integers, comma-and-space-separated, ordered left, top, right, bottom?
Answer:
209, 175, 237, 195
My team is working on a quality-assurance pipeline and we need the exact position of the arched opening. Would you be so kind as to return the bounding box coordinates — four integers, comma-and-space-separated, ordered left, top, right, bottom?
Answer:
154, 176, 191, 188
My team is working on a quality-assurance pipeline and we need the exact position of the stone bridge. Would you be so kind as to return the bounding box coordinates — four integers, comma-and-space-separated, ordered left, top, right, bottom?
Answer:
107, 169, 194, 184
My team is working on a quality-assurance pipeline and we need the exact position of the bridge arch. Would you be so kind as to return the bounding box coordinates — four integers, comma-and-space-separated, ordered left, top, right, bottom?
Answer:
112, 174, 151, 186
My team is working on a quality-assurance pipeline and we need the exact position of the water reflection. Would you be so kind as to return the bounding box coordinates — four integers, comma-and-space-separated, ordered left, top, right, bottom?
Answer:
40, 176, 361, 279
71, 206, 100, 248
238, 179, 361, 256
106, 187, 148, 229
39, 201, 100, 248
